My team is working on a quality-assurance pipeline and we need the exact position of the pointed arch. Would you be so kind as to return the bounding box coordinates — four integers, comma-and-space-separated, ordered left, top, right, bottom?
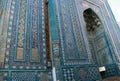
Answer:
83, 8, 113, 67
83, 8, 102, 32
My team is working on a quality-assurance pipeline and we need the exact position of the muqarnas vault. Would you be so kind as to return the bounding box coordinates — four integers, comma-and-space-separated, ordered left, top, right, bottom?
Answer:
0, 0, 120, 81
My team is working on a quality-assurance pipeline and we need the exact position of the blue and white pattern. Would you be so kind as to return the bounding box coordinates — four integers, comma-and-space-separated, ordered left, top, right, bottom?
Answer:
4, 0, 47, 70
58, 0, 89, 65
0, 0, 119, 80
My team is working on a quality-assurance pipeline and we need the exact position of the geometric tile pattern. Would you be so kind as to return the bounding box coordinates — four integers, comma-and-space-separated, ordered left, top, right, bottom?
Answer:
12, 72, 36, 81
0, 71, 53, 81
4, 0, 47, 70
17, 0, 26, 60
63, 68, 75, 81
10, 71, 52, 81
4, 0, 17, 69
101, 64, 118, 78
49, 0, 119, 81
88, 67, 101, 81
58, 0, 89, 66
0, 0, 119, 81
31, 0, 39, 61
17, 0, 26, 48
61, 65, 101, 81
0, 0, 52, 80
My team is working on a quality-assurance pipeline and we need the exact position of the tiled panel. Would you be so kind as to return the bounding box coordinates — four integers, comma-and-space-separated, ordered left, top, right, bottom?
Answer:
16, 0, 27, 60
3, 0, 47, 70
101, 64, 118, 78
31, 0, 39, 62
63, 68, 75, 81
12, 72, 36, 81
0, 0, 119, 81
61, 66, 101, 81
88, 67, 101, 81
0, 71, 53, 81
58, 0, 88, 65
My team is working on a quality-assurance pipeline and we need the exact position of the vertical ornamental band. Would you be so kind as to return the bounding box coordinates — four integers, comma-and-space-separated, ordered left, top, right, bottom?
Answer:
16, 0, 26, 60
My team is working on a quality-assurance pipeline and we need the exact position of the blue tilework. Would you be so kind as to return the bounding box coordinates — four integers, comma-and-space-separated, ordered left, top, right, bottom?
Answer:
4, 0, 47, 70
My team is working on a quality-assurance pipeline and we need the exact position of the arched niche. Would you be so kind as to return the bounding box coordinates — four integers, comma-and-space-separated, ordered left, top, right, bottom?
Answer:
83, 8, 113, 66
83, 8, 103, 35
